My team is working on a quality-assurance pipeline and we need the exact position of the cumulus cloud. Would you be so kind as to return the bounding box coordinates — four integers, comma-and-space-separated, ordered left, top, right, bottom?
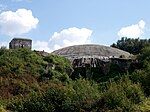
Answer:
0, 9, 39, 36
118, 20, 146, 38
49, 27, 93, 51
32, 27, 93, 52
33, 41, 51, 53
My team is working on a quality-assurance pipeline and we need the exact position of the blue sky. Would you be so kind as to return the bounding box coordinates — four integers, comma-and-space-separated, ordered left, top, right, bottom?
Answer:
0, 0, 150, 52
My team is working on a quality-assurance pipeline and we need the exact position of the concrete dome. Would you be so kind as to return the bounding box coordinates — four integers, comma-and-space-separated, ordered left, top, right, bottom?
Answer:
52, 44, 131, 60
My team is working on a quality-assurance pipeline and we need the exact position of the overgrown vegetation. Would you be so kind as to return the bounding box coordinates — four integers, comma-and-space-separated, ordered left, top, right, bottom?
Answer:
0, 38, 150, 112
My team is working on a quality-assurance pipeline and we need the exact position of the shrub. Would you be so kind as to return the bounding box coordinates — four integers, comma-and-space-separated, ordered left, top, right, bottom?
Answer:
0, 48, 45, 76
64, 78, 101, 111
93, 77, 145, 111
7, 91, 55, 112
0, 105, 7, 112
131, 69, 150, 96
7, 79, 101, 112
132, 98, 150, 112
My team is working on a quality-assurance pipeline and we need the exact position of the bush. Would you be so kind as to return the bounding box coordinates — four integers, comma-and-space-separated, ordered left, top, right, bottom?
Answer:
92, 77, 145, 111
7, 91, 57, 112
64, 78, 101, 111
132, 98, 150, 112
7, 79, 101, 112
0, 105, 7, 112
0, 48, 45, 76
43, 55, 72, 75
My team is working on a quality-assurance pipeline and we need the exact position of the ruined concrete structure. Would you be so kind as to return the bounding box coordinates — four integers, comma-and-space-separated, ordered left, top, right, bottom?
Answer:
52, 44, 133, 78
9, 38, 32, 49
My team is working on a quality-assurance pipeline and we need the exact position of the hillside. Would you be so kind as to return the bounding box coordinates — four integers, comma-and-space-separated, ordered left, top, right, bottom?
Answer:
0, 41, 150, 111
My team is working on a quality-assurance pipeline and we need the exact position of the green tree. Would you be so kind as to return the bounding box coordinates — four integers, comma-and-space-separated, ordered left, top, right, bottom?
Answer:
111, 37, 150, 54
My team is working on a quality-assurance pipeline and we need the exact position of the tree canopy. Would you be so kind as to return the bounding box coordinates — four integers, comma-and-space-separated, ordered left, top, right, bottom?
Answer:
111, 37, 150, 54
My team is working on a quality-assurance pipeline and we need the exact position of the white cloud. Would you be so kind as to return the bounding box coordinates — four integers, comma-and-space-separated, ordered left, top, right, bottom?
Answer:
49, 27, 93, 51
118, 20, 146, 38
33, 41, 51, 53
0, 41, 8, 48
32, 27, 93, 52
0, 9, 39, 36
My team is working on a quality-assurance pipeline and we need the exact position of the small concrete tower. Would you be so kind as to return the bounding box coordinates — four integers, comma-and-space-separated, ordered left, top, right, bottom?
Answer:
9, 38, 32, 49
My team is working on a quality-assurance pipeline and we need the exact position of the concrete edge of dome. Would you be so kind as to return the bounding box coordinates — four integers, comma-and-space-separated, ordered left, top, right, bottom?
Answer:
52, 44, 132, 60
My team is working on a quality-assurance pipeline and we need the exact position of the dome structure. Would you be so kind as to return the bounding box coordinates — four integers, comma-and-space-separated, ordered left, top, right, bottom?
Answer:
52, 44, 133, 78
52, 44, 131, 61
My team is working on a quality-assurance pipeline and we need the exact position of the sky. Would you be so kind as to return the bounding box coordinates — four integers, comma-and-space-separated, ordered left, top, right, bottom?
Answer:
0, 0, 150, 52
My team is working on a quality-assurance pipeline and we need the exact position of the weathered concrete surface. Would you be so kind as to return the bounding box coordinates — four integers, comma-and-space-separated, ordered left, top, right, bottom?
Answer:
9, 38, 32, 49
52, 44, 131, 61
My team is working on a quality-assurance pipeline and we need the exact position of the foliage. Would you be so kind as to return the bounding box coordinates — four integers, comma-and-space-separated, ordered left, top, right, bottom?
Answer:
138, 45, 150, 67
130, 45, 150, 96
0, 106, 7, 112
134, 98, 150, 112
7, 79, 101, 112
43, 54, 72, 74
111, 37, 150, 54
88, 77, 145, 111
0, 48, 44, 76
6, 77, 147, 112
